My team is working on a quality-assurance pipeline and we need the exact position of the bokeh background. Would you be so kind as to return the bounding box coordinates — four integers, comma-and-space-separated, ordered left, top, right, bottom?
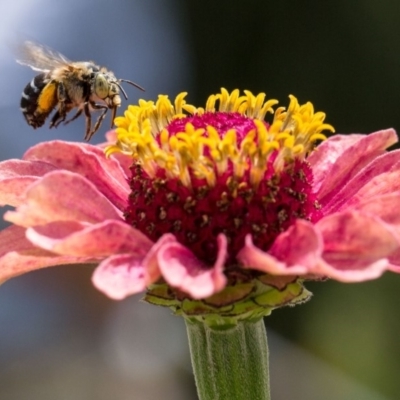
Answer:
1, 1, 400, 399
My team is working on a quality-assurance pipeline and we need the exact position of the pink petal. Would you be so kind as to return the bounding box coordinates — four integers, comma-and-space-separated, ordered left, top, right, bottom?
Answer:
388, 248, 400, 272
0, 225, 94, 284
324, 151, 400, 213
26, 219, 153, 257
109, 153, 134, 178
157, 234, 228, 299
0, 160, 57, 206
141, 234, 179, 283
337, 170, 400, 212
238, 220, 322, 275
91, 234, 175, 300
308, 129, 397, 204
92, 254, 152, 300
316, 258, 389, 282
23, 141, 130, 211
101, 130, 135, 177
348, 192, 400, 226
4, 170, 122, 227
315, 211, 399, 281
105, 130, 117, 143
388, 264, 400, 273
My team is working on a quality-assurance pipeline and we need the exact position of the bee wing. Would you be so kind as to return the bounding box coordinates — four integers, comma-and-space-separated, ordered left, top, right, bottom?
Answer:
15, 40, 72, 73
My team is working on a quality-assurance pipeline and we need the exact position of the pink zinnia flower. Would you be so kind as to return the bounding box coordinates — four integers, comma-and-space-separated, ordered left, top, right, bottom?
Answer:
1, 89, 400, 317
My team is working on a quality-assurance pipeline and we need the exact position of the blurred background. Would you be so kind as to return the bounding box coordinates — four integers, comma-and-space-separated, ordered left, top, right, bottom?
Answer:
1, 0, 400, 399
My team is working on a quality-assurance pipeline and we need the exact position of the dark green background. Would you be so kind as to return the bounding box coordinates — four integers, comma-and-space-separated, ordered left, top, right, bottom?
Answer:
186, 0, 400, 135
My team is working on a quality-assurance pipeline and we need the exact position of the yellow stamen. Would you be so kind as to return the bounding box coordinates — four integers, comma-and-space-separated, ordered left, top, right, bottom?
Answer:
107, 89, 334, 188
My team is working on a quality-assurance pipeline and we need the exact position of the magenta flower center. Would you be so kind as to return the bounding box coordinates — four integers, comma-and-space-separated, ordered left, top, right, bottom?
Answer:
124, 112, 321, 265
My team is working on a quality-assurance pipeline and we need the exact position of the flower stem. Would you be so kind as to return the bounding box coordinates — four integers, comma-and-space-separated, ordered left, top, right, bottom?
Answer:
185, 318, 271, 400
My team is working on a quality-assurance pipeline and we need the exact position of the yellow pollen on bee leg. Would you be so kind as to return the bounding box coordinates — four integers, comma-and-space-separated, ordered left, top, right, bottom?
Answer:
37, 81, 58, 113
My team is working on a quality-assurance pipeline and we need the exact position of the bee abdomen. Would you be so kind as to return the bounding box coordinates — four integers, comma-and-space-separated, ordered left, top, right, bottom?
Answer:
20, 73, 53, 128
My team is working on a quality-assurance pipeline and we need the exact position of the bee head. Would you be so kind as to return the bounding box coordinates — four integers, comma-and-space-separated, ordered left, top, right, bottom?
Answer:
92, 73, 119, 101
92, 71, 144, 108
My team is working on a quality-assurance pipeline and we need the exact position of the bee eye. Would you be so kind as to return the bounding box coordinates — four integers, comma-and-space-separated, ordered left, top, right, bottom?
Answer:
94, 75, 109, 99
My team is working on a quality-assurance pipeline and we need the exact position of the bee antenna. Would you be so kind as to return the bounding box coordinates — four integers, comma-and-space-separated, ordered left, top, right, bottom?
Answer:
119, 79, 145, 92
114, 81, 129, 100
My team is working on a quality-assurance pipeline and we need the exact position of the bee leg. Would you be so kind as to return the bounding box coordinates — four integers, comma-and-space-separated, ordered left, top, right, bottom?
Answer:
49, 110, 61, 128
84, 102, 108, 141
110, 106, 117, 128
50, 83, 70, 128
63, 108, 83, 125
50, 109, 68, 128
83, 102, 92, 141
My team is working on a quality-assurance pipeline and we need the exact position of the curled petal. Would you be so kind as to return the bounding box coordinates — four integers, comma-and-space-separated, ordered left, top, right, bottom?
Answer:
92, 254, 153, 300
308, 129, 397, 203
316, 258, 389, 282
23, 141, 130, 211
91, 235, 176, 300
141, 234, 179, 284
316, 211, 399, 281
157, 234, 228, 299
4, 170, 122, 227
0, 225, 94, 284
0, 160, 56, 207
26, 220, 153, 257
238, 220, 322, 275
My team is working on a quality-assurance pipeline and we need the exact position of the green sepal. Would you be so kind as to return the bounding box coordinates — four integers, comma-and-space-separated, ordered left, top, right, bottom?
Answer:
144, 274, 312, 328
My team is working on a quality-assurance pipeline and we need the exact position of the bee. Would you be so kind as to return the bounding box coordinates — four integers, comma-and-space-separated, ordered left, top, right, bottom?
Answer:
17, 41, 144, 141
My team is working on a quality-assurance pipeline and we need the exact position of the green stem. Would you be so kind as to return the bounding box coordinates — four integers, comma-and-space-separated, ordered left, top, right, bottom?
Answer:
185, 318, 271, 400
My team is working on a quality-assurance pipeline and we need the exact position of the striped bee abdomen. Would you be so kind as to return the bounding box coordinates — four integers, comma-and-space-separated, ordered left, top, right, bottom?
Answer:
20, 73, 57, 128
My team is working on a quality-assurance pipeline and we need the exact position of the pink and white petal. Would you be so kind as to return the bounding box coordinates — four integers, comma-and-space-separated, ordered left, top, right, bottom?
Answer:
23, 141, 130, 211
26, 220, 153, 257
316, 211, 399, 280
387, 247, 400, 272
308, 129, 397, 203
92, 254, 154, 300
91, 235, 178, 301
348, 192, 400, 227
97, 129, 132, 170
238, 220, 322, 275
388, 265, 400, 274
308, 134, 365, 191
141, 234, 179, 284
157, 235, 227, 299
213, 234, 229, 292
238, 238, 291, 275
101, 131, 135, 177
334, 170, 400, 212
315, 258, 389, 282
104, 130, 117, 143
269, 219, 324, 267
324, 151, 400, 213
0, 160, 57, 206
0, 159, 56, 179
0, 225, 95, 284
4, 170, 122, 227
109, 152, 134, 177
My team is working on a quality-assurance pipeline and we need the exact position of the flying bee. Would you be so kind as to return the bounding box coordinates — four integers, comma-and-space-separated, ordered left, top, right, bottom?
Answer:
17, 41, 144, 141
